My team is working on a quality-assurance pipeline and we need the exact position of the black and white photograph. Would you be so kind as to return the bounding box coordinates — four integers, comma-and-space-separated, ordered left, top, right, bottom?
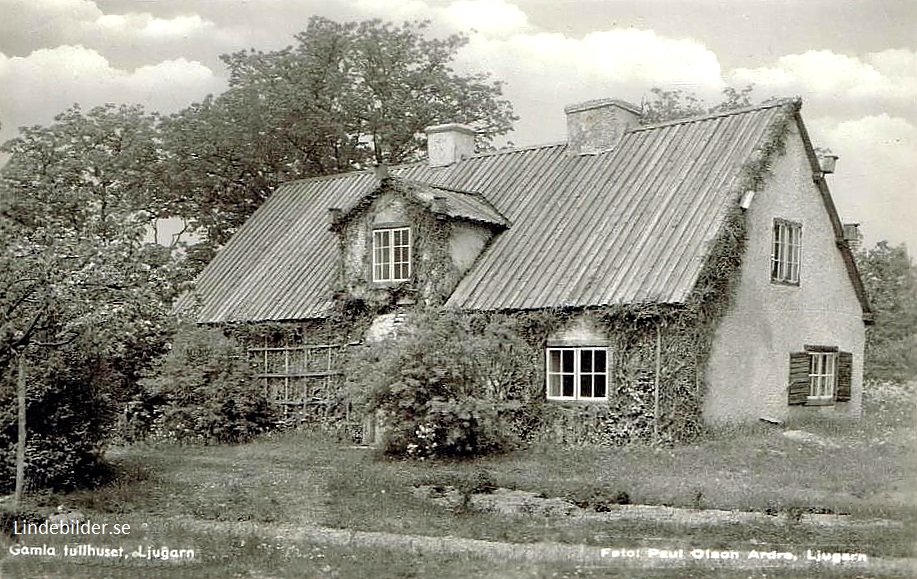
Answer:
0, 0, 914, 577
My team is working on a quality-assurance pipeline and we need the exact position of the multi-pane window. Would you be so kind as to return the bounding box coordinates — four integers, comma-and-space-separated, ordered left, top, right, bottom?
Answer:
808, 351, 836, 402
373, 227, 411, 282
771, 219, 802, 284
788, 347, 852, 406
546, 347, 608, 401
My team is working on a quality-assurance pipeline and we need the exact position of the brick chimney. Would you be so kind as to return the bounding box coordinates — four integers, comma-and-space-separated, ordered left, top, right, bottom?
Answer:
425, 123, 476, 167
565, 98, 641, 156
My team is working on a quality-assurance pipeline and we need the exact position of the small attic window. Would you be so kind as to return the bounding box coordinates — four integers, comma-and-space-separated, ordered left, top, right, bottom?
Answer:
373, 226, 411, 282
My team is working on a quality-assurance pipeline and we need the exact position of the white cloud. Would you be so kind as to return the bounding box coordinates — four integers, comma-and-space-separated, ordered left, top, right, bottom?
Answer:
1, 0, 102, 26
0, 45, 223, 141
142, 15, 213, 38
349, 0, 430, 22
460, 28, 724, 94
866, 48, 916, 80
454, 28, 725, 144
446, 0, 531, 37
1, 0, 222, 51
730, 49, 917, 111
93, 13, 215, 39
808, 114, 917, 252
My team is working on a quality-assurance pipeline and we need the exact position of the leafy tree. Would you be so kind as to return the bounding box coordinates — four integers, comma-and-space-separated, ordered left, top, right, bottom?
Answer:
0, 104, 182, 491
640, 84, 756, 124
161, 17, 516, 244
856, 242, 917, 382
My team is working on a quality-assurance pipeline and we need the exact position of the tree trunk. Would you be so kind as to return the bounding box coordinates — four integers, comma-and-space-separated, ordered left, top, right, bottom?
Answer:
15, 351, 26, 505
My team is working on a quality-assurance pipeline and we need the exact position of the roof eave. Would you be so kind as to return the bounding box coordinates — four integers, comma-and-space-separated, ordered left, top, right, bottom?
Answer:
793, 110, 874, 324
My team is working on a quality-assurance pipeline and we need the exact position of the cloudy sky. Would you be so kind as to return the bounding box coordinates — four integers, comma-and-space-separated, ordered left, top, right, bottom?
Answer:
1, 0, 915, 252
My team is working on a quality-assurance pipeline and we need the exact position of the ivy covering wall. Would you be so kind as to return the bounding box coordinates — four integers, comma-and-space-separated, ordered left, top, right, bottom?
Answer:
222, 103, 796, 447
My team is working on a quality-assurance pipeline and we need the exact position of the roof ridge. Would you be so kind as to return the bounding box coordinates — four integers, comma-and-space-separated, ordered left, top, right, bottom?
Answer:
467, 140, 567, 159
388, 141, 567, 170
630, 97, 802, 133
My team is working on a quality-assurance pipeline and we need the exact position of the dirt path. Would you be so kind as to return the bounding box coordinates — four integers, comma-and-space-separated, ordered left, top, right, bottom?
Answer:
173, 517, 917, 575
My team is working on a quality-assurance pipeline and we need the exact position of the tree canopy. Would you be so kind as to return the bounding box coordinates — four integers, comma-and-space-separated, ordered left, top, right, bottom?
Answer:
856, 242, 917, 382
161, 17, 516, 244
0, 104, 182, 491
0, 104, 182, 364
640, 85, 757, 125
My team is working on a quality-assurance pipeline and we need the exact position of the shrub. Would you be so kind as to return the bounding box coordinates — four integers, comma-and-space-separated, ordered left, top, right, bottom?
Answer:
133, 325, 276, 444
0, 340, 120, 493
347, 311, 539, 458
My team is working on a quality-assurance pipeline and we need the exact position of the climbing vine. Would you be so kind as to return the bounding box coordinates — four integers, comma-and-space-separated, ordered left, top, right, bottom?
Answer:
223, 101, 798, 446
333, 179, 496, 309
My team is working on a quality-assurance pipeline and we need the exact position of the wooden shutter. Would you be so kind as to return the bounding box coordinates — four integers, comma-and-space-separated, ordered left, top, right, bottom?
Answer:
836, 351, 853, 402
788, 352, 809, 405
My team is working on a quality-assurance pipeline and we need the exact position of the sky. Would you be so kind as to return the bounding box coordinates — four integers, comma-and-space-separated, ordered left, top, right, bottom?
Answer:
1, 0, 915, 252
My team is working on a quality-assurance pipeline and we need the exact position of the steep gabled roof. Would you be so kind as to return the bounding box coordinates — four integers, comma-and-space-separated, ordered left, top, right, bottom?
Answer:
186, 98, 866, 324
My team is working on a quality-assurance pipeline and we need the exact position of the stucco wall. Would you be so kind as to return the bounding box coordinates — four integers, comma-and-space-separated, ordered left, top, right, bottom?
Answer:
340, 193, 408, 284
546, 316, 610, 346
449, 222, 493, 275
703, 123, 866, 424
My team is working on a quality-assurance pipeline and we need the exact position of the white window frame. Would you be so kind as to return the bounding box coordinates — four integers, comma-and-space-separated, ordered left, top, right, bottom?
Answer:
771, 219, 802, 284
545, 347, 609, 401
372, 226, 411, 282
808, 350, 836, 404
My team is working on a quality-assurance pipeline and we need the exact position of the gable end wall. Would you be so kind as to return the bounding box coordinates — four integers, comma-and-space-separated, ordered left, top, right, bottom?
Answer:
703, 122, 865, 423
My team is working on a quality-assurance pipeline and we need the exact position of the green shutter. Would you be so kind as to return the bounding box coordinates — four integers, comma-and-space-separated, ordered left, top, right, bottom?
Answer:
836, 352, 853, 402
788, 352, 809, 405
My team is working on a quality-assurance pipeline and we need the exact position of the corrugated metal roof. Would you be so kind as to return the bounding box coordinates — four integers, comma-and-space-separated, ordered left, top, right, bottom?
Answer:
420, 183, 509, 227
336, 179, 509, 228
188, 100, 800, 323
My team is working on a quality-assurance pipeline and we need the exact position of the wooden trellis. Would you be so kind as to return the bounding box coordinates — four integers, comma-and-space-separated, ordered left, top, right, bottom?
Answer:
248, 341, 347, 421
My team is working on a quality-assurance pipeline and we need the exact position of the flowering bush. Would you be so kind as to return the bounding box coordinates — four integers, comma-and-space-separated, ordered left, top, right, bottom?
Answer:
347, 312, 537, 458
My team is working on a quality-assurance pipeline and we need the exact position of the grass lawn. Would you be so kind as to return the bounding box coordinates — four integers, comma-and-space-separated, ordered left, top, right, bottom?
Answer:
323, 416, 916, 556
1, 387, 914, 578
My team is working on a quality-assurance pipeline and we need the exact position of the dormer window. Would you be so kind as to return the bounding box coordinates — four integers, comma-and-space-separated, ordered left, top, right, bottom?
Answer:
373, 226, 411, 282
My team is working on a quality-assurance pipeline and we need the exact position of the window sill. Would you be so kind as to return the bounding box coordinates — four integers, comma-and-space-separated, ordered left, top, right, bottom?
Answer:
546, 397, 609, 404
805, 397, 835, 407
770, 279, 800, 287
372, 280, 411, 288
